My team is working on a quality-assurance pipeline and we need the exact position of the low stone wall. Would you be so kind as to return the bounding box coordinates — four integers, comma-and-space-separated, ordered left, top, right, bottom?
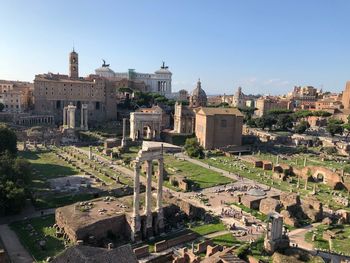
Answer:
133, 245, 149, 259
163, 192, 206, 220
259, 197, 281, 215
154, 232, 199, 253
55, 209, 130, 243
296, 166, 344, 190
196, 239, 213, 254
206, 245, 222, 257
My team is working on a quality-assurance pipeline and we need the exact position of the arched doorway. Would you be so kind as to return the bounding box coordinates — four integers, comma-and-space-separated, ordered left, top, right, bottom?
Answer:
315, 173, 324, 182
143, 126, 152, 139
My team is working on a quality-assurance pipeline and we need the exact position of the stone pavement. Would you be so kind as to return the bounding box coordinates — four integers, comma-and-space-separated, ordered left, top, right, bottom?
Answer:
0, 224, 33, 263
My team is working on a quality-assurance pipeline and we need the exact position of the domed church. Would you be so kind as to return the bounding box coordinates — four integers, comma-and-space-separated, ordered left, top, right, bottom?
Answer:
189, 79, 207, 108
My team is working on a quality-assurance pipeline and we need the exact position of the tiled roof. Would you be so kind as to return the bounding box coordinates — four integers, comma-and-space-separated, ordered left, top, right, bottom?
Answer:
197, 107, 243, 117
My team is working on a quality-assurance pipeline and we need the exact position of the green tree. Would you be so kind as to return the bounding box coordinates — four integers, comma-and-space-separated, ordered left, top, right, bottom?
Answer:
343, 123, 350, 139
0, 126, 17, 156
313, 110, 332, 117
0, 103, 4, 112
326, 119, 344, 136
184, 138, 204, 158
0, 181, 26, 214
255, 115, 275, 130
276, 114, 293, 131
294, 120, 310, 134
0, 154, 31, 215
293, 110, 313, 119
238, 107, 257, 123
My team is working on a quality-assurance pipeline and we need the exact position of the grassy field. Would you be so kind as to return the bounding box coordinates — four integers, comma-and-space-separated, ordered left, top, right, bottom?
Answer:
10, 215, 69, 262
20, 149, 80, 203
164, 156, 234, 190
200, 155, 350, 211
305, 224, 350, 255
33, 193, 96, 209
258, 152, 347, 170
191, 222, 226, 236
20, 150, 79, 189
211, 233, 239, 247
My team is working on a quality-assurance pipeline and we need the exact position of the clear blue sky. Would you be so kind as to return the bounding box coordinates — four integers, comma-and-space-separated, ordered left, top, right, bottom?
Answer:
1, 0, 350, 95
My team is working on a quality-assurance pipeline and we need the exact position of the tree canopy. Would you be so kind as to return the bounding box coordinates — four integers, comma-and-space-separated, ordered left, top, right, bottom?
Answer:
326, 118, 344, 136
184, 138, 204, 158
0, 125, 17, 156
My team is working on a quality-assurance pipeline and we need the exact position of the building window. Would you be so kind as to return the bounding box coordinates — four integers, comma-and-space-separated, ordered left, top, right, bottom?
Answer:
56, 100, 61, 109
221, 119, 227, 128
95, 102, 100, 110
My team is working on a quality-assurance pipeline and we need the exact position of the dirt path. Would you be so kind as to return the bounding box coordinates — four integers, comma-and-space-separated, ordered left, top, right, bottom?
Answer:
0, 224, 33, 263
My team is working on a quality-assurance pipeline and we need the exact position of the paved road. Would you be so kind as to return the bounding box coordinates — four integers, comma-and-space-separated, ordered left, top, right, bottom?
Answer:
288, 224, 319, 252
0, 224, 33, 263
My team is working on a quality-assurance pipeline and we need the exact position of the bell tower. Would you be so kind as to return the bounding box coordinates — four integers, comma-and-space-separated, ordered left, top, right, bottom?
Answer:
69, 49, 79, 79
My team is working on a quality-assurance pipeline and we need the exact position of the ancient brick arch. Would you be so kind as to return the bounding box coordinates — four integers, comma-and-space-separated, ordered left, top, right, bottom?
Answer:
301, 166, 345, 190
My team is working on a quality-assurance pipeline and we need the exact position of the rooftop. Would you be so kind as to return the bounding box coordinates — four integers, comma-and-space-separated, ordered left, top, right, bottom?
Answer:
197, 107, 243, 117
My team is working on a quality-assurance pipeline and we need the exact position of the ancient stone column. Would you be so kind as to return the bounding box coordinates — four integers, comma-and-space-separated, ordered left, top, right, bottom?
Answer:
80, 106, 85, 130
88, 146, 93, 160
156, 158, 164, 233
131, 162, 141, 242
68, 104, 76, 129
84, 105, 88, 130
145, 160, 153, 238
63, 107, 67, 126
121, 118, 127, 148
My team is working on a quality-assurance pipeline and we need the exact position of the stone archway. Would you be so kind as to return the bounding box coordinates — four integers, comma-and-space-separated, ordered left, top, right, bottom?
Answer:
315, 173, 324, 182
130, 112, 162, 141
143, 125, 152, 140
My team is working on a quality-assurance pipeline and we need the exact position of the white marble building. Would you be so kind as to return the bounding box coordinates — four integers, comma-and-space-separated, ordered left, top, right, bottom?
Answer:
95, 62, 172, 96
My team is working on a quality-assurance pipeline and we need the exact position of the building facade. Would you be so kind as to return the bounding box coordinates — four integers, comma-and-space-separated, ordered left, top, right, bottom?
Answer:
255, 97, 291, 117
232, 86, 246, 108
342, 81, 350, 110
33, 50, 117, 126
195, 107, 243, 150
0, 80, 33, 112
95, 62, 172, 96
173, 102, 195, 134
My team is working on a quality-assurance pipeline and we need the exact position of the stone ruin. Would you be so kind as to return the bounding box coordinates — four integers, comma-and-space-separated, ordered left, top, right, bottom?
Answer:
264, 212, 289, 254
130, 143, 165, 241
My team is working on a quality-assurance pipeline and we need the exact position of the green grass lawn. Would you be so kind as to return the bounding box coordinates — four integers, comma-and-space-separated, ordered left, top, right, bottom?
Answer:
305, 224, 350, 255
211, 233, 239, 247
33, 193, 96, 209
164, 156, 234, 190
190, 222, 226, 236
200, 155, 350, 211
231, 202, 267, 222
10, 215, 69, 262
20, 149, 83, 207
20, 150, 79, 182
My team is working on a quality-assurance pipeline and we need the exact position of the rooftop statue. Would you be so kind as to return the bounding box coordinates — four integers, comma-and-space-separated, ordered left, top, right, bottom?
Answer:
102, 59, 110, 67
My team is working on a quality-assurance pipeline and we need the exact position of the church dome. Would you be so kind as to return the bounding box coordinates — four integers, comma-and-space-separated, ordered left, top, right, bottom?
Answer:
191, 79, 207, 98
189, 79, 207, 108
